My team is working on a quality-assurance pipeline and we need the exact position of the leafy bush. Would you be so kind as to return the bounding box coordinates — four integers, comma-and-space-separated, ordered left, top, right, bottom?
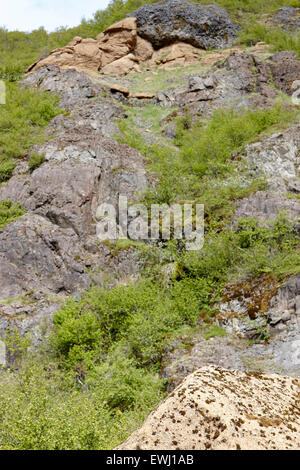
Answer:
51, 278, 211, 369
0, 351, 164, 450
181, 214, 300, 282
50, 214, 299, 373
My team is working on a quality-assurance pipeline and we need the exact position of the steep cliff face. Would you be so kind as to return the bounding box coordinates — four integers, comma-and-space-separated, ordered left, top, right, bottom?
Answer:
0, 0, 299, 450
0, 66, 148, 339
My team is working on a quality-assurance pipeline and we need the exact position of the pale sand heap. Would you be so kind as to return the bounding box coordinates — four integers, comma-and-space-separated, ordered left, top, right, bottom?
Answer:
117, 366, 300, 450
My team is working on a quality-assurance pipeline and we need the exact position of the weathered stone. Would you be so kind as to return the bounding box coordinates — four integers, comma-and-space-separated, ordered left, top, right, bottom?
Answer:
128, 0, 239, 49
98, 19, 137, 67
163, 121, 178, 139
101, 53, 140, 75
281, 311, 292, 322
134, 36, 154, 61
188, 76, 206, 91
200, 48, 241, 66
269, 51, 300, 95
0, 213, 91, 300
150, 42, 202, 68
118, 366, 300, 450
103, 17, 136, 34
272, 6, 300, 32
131, 92, 155, 99
243, 125, 300, 192
27, 18, 138, 74
22, 65, 126, 137
28, 37, 103, 72
234, 191, 300, 223
157, 52, 277, 117
109, 84, 130, 96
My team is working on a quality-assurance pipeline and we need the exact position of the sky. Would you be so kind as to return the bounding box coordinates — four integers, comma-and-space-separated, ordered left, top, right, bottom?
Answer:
1, 0, 111, 32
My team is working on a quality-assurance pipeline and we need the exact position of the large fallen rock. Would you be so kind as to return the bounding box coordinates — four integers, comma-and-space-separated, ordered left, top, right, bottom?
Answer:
128, 0, 239, 49
118, 366, 300, 450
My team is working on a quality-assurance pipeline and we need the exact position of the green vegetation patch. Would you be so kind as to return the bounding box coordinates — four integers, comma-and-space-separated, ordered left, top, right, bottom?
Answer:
204, 325, 227, 340
0, 200, 25, 229
118, 105, 296, 225
0, 83, 61, 182
239, 23, 300, 57
28, 153, 45, 173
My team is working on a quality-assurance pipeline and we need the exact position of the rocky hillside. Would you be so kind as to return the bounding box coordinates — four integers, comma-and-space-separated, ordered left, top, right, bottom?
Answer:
0, 0, 299, 450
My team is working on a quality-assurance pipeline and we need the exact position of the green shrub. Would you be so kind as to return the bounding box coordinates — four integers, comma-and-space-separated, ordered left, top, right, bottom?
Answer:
0, 200, 25, 229
204, 325, 227, 340
0, 351, 164, 450
0, 64, 24, 82
51, 278, 212, 369
28, 153, 45, 172
239, 22, 300, 57
0, 82, 61, 182
176, 106, 295, 178
119, 105, 294, 225
181, 214, 300, 282
0, 159, 16, 182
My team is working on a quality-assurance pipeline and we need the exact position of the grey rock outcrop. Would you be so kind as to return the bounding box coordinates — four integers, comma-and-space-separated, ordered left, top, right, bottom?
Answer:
272, 6, 300, 32
128, 0, 239, 49
243, 124, 300, 192
161, 270, 300, 391
269, 51, 300, 95
0, 213, 90, 300
22, 65, 125, 138
157, 52, 278, 118
234, 191, 300, 223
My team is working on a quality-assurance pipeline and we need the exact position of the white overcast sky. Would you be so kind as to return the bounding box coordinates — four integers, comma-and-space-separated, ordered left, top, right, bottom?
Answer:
1, 0, 111, 32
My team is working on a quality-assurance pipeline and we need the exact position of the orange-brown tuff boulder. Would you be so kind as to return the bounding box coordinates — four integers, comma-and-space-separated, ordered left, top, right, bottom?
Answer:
28, 18, 140, 74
